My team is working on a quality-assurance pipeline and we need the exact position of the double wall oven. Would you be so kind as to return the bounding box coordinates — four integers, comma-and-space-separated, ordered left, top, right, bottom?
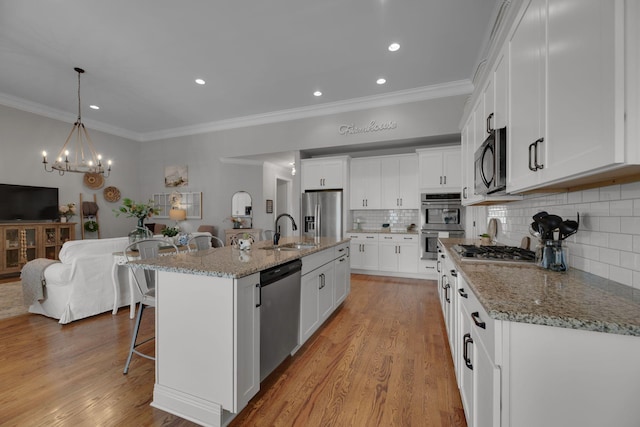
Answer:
420, 193, 465, 259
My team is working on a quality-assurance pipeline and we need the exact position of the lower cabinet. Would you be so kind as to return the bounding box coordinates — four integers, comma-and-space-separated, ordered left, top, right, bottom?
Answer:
300, 242, 350, 346
446, 258, 640, 427
348, 232, 422, 277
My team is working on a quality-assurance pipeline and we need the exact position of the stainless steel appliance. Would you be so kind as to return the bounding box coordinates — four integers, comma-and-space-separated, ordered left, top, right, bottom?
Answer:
301, 190, 343, 240
475, 126, 507, 195
259, 259, 302, 381
420, 193, 465, 259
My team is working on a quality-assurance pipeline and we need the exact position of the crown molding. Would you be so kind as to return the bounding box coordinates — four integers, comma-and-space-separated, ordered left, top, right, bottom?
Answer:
0, 91, 143, 141
0, 79, 473, 143
143, 80, 472, 142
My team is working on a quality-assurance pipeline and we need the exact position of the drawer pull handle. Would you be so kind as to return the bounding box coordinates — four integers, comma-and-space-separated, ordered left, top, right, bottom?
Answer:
463, 333, 473, 370
450, 269, 457, 277
471, 311, 486, 329
458, 288, 468, 298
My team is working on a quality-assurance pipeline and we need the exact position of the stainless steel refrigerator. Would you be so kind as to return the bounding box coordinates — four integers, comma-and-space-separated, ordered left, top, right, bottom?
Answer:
301, 190, 343, 240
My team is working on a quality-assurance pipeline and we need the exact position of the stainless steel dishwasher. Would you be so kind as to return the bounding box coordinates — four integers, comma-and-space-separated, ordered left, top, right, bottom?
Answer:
259, 259, 302, 381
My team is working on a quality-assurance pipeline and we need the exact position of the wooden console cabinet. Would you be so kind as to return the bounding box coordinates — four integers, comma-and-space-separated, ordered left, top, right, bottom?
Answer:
0, 222, 75, 276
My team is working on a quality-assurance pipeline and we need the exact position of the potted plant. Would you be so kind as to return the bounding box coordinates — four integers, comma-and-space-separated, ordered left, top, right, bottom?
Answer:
479, 233, 492, 245
114, 198, 161, 242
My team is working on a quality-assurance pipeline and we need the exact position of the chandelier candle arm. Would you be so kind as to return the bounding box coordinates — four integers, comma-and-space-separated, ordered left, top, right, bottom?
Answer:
42, 67, 112, 177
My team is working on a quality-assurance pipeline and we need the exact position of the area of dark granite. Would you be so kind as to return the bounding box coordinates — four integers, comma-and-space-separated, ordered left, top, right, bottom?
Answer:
440, 238, 640, 337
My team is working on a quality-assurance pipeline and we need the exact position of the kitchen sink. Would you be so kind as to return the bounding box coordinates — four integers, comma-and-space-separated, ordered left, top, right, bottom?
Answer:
259, 242, 318, 251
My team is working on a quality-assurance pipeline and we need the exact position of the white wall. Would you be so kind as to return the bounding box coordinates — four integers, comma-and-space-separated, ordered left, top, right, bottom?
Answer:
482, 182, 640, 290
137, 96, 466, 240
0, 105, 141, 238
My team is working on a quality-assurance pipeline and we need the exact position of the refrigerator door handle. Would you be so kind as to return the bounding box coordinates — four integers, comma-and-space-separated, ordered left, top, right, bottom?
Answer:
315, 203, 321, 240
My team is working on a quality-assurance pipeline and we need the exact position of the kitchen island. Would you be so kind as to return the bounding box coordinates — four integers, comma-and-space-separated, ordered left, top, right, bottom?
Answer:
128, 236, 350, 427
438, 238, 640, 427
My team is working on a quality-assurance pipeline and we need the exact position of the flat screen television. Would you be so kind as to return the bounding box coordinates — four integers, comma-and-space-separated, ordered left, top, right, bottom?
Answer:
0, 184, 59, 222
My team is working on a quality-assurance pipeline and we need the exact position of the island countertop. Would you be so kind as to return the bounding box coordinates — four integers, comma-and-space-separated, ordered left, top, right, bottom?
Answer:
440, 238, 640, 337
128, 236, 349, 279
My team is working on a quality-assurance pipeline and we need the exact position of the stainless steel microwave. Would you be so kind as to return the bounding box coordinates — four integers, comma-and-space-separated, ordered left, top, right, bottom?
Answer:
475, 127, 507, 195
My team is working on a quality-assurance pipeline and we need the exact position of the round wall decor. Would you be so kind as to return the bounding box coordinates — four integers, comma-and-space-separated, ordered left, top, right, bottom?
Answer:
103, 186, 121, 202
83, 172, 104, 189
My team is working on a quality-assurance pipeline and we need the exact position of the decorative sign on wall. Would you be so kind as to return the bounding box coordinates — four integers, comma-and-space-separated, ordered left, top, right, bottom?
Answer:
338, 120, 398, 136
165, 165, 188, 187
266, 199, 273, 214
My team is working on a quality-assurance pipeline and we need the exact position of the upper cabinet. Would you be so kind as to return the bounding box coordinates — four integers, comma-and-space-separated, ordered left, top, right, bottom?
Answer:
350, 154, 418, 210
350, 158, 381, 209
461, 0, 639, 196
508, 0, 630, 193
417, 147, 461, 194
302, 156, 349, 191
380, 155, 419, 209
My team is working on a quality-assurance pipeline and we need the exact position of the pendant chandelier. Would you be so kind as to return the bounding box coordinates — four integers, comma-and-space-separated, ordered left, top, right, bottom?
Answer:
42, 67, 112, 176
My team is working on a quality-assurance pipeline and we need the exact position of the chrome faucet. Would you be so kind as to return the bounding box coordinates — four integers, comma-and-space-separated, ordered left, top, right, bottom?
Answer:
273, 213, 298, 245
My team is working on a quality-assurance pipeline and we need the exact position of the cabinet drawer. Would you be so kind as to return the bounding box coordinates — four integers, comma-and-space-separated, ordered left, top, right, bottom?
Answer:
333, 242, 349, 259
346, 233, 379, 242
378, 233, 418, 243
302, 249, 335, 276
460, 284, 501, 363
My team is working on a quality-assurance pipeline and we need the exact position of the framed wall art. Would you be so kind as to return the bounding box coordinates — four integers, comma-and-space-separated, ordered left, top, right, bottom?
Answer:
266, 199, 273, 214
165, 165, 188, 187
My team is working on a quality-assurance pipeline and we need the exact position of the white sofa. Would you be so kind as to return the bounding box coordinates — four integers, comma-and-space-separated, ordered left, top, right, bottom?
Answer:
28, 237, 133, 324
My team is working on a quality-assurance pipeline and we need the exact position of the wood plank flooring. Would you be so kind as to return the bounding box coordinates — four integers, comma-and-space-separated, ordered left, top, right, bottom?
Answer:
0, 274, 465, 426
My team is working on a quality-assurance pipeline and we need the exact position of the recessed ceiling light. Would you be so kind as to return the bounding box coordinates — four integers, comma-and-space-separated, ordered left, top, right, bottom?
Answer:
313, 91, 322, 97
388, 42, 400, 52
89, 105, 100, 110
376, 78, 387, 85
195, 78, 206, 85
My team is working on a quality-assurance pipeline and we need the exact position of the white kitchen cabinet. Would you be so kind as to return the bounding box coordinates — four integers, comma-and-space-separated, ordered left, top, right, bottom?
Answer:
302, 156, 349, 191
417, 147, 461, 193
153, 271, 260, 424
334, 244, 350, 306
347, 233, 379, 270
508, 0, 624, 193
349, 158, 381, 209
299, 244, 350, 346
378, 234, 419, 274
380, 154, 419, 209
317, 261, 335, 323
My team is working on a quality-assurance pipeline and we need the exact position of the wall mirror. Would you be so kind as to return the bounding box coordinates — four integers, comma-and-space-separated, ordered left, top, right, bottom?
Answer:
231, 191, 252, 228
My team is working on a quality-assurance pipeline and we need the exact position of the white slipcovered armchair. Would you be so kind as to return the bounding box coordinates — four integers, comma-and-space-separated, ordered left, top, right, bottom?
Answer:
28, 237, 134, 324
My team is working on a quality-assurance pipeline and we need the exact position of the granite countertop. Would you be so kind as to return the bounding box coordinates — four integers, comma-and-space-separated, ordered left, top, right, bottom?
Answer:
128, 236, 349, 279
440, 238, 640, 337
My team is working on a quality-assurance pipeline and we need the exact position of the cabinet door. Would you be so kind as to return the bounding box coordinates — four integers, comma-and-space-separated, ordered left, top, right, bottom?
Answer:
508, 0, 546, 192
493, 48, 508, 130
300, 272, 320, 344
318, 262, 335, 323
350, 158, 381, 209
543, 0, 619, 182
442, 149, 462, 190
418, 150, 444, 190
334, 253, 350, 306
361, 241, 379, 270
380, 158, 401, 209
459, 303, 474, 425
397, 155, 419, 209
302, 158, 345, 190
378, 238, 398, 272
474, 338, 501, 427
397, 242, 418, 273
235, 274, 261, 410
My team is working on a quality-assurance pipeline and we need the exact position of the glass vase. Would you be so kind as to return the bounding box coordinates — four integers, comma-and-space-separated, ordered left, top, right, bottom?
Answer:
128, 218, 150, 244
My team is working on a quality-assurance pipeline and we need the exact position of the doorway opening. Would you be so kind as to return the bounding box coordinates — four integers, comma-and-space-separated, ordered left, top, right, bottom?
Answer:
275, 177, 293, 237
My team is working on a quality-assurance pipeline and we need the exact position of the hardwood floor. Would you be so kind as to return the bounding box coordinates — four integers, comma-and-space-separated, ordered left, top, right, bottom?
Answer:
0, 274, 465, 426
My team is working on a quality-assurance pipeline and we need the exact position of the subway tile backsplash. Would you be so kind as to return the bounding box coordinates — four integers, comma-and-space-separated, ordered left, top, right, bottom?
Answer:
350, 209, 419, 231
485, 182, 640, 289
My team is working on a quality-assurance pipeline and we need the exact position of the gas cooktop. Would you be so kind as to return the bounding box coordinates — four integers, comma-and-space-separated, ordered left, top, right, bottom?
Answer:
453, 244, 536, 263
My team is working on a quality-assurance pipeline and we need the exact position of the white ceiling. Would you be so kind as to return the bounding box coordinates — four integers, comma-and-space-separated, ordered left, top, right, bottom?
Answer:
0, 0, 500, 144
